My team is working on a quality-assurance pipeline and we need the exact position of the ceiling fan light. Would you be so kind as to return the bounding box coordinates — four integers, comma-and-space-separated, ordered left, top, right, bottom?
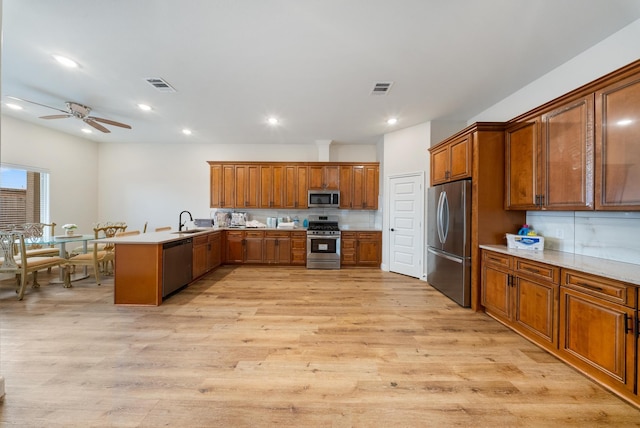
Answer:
267, 117, 279, 125
81, 128, 92, 134
52, 55, 78, 68
182, 128, 192, 135
137, 103, 152, 111
386, 117, 398, 125
6, 103, 23, 110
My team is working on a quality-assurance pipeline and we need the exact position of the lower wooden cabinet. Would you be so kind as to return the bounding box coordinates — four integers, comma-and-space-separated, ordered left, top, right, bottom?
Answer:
290, 231, 307, 265
341, 231, 382, 267
244, 230, 265, 263
482, 249, 640, 408
264, 231, 291, 264
559, 270, 637, 396
481, 250, 559, 352
193, 231, 223, 278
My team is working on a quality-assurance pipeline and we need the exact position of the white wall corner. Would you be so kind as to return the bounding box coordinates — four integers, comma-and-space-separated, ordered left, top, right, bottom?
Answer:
315, 139, 333, 162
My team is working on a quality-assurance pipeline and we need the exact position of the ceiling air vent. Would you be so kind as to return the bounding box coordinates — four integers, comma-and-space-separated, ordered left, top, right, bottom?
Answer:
371, 81, 393, 95
144, 77, 176, 92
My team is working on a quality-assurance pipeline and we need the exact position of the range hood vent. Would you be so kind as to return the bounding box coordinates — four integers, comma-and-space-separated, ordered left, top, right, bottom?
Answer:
371, 81, 393, 95
145, 77, 176, 92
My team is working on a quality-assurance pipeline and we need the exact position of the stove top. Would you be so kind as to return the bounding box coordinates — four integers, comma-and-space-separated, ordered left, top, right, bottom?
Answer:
307, 215, 340, 235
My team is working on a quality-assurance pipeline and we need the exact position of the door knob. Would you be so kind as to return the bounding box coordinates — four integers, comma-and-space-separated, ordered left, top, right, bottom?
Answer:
390, 228, 395, 231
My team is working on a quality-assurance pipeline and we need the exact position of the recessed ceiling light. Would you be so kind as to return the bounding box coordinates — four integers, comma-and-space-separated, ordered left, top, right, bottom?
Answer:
267, 117, 279, 125
6, 103, 23, 110
387, 117, 398, 125
81, 128, 92, 134
52, 55, 78, 68
137, 103, 152, 111
182, 129, 192, 135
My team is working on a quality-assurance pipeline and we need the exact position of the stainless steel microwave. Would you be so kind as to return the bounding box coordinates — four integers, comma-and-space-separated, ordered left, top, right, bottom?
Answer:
308, 190, 340, 208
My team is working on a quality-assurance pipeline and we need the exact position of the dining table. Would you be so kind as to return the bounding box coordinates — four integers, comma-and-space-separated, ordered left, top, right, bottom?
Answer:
34, 234, 95, 283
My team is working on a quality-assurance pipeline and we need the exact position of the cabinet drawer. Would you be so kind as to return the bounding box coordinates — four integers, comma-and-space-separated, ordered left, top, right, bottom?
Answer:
193, 235, 208, 246
357, 232, 380, 240
514, 259, 559, 283
265, 231, 290, 238
291, 239, 306, 250
245, 230, 264, 238
226, 230, 244, 238
341, 231, 357, 239
291, 231, 307, 239
482, 251, 511, 268
563, 270, 635, 307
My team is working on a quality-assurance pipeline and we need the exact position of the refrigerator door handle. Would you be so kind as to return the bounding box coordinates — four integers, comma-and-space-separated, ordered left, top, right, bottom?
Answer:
441, 191, 449, 243
427, 247, 462, 263
437, 191, 445, 243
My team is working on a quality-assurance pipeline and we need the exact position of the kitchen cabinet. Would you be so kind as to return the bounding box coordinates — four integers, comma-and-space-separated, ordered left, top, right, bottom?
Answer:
308, 165, 339, 190
225, 230, 245, 263
430, 134, 471, 185
209, 164, 236, 208
260, 164, 284, 208
244, 230, 264, 263
192, 231, 223, 278
505, 96, 594, 210
235, 165, 260, 209
264, 231, 291, 264
192, 234, 210, 278
559, 270, 637, 396
595, 72, 640, 209
284, 165, 308, 209
290, 231, 307, 265
341, 231, 382, 267
340, 164, 379, 210
481, 250, 559, 352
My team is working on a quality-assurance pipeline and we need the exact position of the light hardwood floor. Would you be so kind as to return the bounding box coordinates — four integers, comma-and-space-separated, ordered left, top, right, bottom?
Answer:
1, 266, 639, 427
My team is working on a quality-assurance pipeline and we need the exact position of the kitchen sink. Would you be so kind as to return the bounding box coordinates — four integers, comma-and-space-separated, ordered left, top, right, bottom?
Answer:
171, 229, 204, 234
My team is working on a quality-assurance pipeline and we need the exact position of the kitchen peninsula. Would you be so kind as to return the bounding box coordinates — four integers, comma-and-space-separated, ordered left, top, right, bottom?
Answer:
102, 226, 381, 305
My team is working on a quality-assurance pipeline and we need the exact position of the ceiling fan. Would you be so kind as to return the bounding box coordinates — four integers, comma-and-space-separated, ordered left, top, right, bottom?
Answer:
9, 97, 132, 133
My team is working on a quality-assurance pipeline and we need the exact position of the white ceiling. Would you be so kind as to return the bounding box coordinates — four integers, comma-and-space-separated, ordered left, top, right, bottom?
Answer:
3, 0, 640, 146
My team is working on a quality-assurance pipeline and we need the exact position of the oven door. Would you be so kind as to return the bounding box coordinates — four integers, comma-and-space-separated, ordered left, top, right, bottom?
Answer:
306, 235, 341, 269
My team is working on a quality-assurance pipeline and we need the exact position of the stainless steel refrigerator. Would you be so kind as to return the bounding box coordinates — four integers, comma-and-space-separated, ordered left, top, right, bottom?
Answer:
427, 179, 471, 307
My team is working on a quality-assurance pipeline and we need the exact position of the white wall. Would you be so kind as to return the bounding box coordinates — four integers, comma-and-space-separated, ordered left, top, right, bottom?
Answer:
98, 141, 380, 232
1, 115, 100, 232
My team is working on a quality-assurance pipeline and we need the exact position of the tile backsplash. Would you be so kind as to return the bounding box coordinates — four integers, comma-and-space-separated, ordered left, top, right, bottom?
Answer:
527, 211, 640, 265
209, 208, 382, 230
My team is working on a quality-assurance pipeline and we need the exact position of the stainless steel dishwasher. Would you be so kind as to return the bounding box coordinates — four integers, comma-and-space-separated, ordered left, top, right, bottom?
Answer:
162, 238, 193, 297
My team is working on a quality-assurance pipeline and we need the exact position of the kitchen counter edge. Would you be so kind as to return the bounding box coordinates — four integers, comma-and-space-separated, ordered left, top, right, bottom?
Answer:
480, 245, 640, 287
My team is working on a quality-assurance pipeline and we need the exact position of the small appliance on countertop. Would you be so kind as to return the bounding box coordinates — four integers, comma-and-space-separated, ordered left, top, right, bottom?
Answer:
230, 212, 247, 228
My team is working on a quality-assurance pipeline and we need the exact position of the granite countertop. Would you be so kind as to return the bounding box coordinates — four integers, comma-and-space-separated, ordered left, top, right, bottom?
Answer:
480, 244, 640, 286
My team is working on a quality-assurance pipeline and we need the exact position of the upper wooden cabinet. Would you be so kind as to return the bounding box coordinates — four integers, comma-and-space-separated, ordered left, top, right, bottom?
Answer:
308, 165, 339, 190
504, 59, 640, 211
430, 134, 471, 185
209, 161, 378, 210
209, 164, 236, 208
505, 96, 594, 210
283, 165, 308, 209
339, 164, 379, 210
595, 73, 640, 210
260, 164, 285, 208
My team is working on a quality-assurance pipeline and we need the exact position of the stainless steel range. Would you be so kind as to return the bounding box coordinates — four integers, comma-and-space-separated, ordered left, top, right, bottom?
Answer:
306, 215, 341, 269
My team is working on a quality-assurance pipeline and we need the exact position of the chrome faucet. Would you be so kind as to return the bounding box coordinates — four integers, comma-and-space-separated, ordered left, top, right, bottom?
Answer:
178, 210, 193, 232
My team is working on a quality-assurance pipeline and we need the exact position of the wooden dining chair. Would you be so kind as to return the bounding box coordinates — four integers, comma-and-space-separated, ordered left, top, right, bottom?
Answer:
154, 226, 172, 232
66, 224, 120, 285
0, 230, 70, 300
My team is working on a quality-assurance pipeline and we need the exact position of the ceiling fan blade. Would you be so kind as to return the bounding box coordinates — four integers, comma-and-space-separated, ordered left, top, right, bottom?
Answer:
40, 114, 72, 120
7, 96, 69, 114
88, 116, 132, 129
84, 118, 111, 133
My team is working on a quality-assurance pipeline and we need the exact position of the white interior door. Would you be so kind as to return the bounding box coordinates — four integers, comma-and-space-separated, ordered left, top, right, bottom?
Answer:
388, 173, 423, 278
